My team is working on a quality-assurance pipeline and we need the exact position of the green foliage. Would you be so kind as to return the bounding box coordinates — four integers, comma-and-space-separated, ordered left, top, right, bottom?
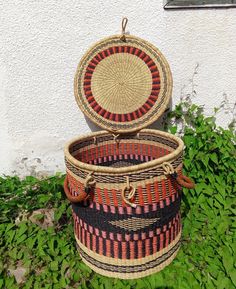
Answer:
0, 102, 235, 288
0, 174, 65, 223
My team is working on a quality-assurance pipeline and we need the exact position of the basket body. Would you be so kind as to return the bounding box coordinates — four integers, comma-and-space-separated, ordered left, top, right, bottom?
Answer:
64, 129, 184, 279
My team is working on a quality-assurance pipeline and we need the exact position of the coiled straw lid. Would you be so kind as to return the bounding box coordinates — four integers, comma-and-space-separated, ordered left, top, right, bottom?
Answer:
74, 18, 172, 133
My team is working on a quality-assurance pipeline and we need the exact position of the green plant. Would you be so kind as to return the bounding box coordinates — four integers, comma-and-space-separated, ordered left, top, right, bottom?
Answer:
0, 100, 235, 288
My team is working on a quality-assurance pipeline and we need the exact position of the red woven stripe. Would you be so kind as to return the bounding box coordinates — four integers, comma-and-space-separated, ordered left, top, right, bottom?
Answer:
73, 217, 180, 259
109, 113, 114, 121
167, 178, 173, 197
92, 234, 96, 252
152, 70, 159, 76
146, 183, 152, 204
89, 101, 97, 108
149, 95, 158, 101
105, 48, 111, 56
143, 102, 151, 111
165, 230, 169, 248
152, 84, 161, 89
122, 242, 127, 259
88, 63, 96, 70
150, 64, 158, 71
100, 51, 106, 59
93, 104, 101, 113
97, 108, 105, 116
98, 237, 103, 255
153, 236, 158, 254
134, 48, 140, 56
145, 238, 150, 257
84, 72, 93, 79
159, 233, 164, 251
103, 188, 110, 206
161, 179, 167, 199
137, 185, 144, 206
96, 187, 103, 204
154, 182, 159, 203
106, 239, 111, 257
127, 113, 132, 121
128, 46, 134, 54
138, 240, 142, 258
121, 114, 125, 122
146, 59, 155, 67
139, 51, 146, 59
86, 96, 95, 103
111, 189, 118, 207
137, 109, 143, 118
146, 99, 155, 106
131, 111, 137, 120
84, 88, 92, 96
130, 241, 135, 259
170, 224, 174, 244
143, 55, 151, 64
91, 57, 99, 65
84, 81, 91, 87
114, 241, 119, 259
140, 106, 147, 114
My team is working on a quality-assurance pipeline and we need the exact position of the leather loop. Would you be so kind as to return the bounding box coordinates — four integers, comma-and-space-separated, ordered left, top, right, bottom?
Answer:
176, 175, 195, 189
161, 161, 195, 189
64, 176, 90, 203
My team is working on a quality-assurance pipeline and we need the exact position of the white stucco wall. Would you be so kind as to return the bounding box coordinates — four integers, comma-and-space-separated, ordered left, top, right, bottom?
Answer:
0, 1, 235, 176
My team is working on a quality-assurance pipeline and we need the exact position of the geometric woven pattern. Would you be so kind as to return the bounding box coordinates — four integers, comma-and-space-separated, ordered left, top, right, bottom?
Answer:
109, 217, 160, 231
74, 35, 172, 133
65, 129, 184, 278
62, 23, 191, 279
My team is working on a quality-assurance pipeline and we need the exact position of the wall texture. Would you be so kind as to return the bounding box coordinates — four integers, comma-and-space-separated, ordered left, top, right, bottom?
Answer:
0, 0, 235, 176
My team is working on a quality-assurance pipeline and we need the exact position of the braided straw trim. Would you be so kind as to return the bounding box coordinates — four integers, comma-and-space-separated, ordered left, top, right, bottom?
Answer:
66, 162, 182, 189
79, 248, 179, 279
75, 230, 181, 266
64, 129, 184, 175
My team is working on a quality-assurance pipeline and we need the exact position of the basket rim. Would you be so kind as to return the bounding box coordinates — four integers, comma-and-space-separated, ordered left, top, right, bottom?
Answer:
64, 129, 184, 175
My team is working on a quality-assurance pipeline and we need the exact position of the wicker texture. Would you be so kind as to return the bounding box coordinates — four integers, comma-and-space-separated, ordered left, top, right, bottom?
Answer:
64, 130, 187, 279
64, 24, 195, 278
74, 35, 172, 133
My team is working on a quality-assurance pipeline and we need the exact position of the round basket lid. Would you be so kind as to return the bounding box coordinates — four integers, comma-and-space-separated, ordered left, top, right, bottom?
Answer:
74, 34, 172, 133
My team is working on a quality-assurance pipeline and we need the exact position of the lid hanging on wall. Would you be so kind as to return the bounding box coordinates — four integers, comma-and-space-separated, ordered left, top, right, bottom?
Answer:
74, 18, 172, 134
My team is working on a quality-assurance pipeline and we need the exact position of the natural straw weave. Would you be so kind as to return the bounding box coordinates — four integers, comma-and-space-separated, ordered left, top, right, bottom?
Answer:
65, 129, 183, 174
64, 24, 195, 279
74, 35, 172, 133
64, 130, 194, 279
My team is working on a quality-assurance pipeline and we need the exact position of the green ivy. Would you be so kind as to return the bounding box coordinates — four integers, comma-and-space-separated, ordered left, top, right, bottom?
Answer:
0, 102, 235, 289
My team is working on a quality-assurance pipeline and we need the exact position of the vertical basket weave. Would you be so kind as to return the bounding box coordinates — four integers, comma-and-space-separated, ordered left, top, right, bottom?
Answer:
64, 130, 194, 279
64, 20, 195, 279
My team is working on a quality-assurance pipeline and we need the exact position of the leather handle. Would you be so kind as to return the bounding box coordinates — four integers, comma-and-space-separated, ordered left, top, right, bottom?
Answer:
176, 175, 195, 189
64, 176, 90, 203
162, 162, 195, 189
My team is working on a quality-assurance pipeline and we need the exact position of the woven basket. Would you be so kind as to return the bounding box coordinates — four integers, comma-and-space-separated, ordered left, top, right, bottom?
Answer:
64, 19, 194, 279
